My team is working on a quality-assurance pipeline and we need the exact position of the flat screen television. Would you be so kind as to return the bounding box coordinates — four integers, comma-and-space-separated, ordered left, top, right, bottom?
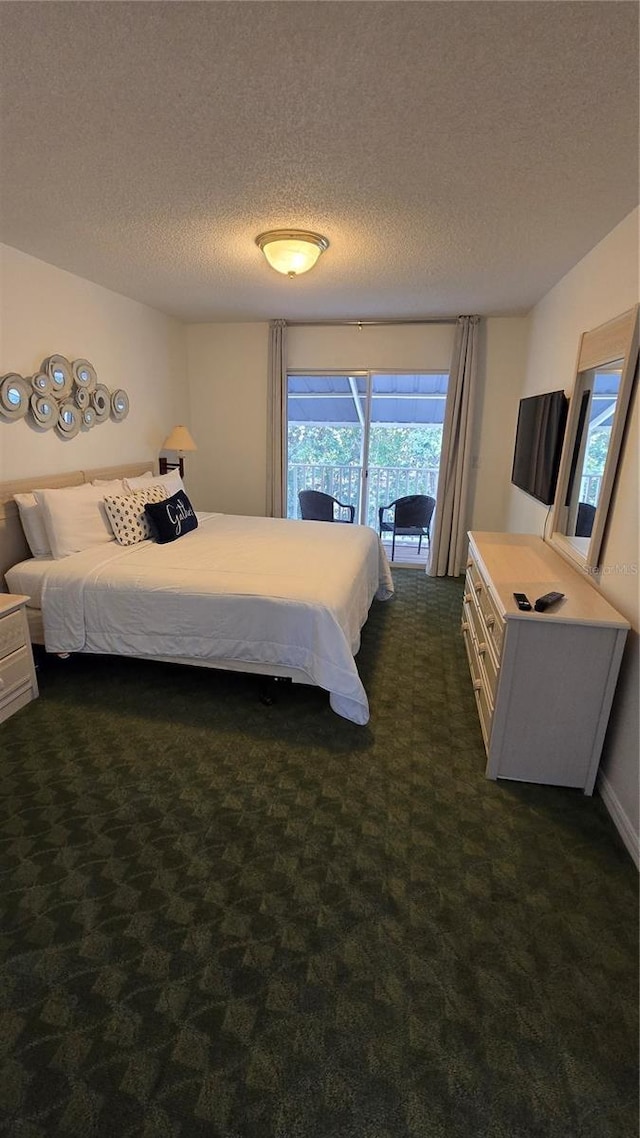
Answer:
511, 389, 568, 506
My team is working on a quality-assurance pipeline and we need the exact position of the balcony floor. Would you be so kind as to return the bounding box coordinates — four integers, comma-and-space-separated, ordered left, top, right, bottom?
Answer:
379, 535, 430, 567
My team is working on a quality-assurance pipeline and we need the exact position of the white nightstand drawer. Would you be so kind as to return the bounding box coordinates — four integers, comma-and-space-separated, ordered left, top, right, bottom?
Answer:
0, 645, 33, 706
0, 609, 27, 661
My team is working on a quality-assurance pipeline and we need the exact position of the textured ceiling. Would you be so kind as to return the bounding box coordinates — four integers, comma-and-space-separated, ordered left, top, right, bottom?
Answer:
0, 1, 638, 323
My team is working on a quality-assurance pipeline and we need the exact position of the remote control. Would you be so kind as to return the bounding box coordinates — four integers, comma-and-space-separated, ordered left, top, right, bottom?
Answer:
513, 592, 532, 611
534, 591, 565, 612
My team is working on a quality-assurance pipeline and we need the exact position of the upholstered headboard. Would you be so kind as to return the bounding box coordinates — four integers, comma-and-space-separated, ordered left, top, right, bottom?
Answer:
0, 462, 155, 590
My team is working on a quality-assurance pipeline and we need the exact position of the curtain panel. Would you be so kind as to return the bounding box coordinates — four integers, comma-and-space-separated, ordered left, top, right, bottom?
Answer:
266, 319, 287, 517
428, 315, 481, 577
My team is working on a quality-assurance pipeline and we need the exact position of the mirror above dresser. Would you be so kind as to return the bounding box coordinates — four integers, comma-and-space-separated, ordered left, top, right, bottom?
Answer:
548, 305, 639, 572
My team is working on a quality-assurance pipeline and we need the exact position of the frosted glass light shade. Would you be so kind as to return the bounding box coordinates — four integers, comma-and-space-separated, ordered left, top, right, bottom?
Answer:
162, 424, 197, 453
255, 229, 329, 277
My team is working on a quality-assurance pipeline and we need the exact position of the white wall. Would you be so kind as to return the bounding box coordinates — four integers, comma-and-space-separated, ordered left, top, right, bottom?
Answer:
186, 318, 528, 532
471, 317, 530, 532
0, 244, 187, 481
506, 208, 640, 861
287, 323, 455, 371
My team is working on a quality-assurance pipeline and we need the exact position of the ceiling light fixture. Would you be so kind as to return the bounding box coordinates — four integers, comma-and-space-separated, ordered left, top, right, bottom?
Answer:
255, 229, 329, 277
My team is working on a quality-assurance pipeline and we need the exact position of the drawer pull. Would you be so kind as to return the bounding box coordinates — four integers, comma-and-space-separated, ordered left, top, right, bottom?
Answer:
463, 593, 472, 604
473, 679, 482, 692
474, 582, 483, 593
478, 642, 487, 656
461, 621, 469, 632
466, 559, 473, 568
486, 615, 495, 628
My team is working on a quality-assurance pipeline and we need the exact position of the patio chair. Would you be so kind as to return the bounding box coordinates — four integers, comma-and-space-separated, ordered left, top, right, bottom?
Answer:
298, 490, 355, 523
378, 494, 435, 561
575, 501, 596, 538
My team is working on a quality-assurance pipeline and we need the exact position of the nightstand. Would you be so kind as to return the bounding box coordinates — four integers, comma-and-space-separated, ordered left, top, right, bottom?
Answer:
0, 594, 39, 724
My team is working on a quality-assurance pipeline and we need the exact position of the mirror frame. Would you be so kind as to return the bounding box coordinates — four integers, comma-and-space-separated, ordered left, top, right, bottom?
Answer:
549, 305, 639, 572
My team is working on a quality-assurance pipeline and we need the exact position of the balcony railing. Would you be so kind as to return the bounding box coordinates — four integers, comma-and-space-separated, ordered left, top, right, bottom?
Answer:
579, 474, 602, 507
288, 463, 440, 528
289, 466, 604, 525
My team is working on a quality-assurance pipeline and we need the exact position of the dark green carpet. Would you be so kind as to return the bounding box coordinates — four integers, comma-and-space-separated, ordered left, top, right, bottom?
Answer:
0, 572, 637, 1138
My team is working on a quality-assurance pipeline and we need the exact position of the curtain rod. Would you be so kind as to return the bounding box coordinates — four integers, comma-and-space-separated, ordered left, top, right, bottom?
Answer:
285, 318, 459, 327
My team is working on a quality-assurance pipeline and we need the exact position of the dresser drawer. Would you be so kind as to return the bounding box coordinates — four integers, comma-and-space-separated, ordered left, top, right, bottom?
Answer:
466, 553, 505, 659
0, 645, 33, 707
477, 585, 505, 658
462, 626, 493, 750
476, 635, 499, 702
462, 588, 481, 638
465, 559, 484, 601
0, 609, 27, 662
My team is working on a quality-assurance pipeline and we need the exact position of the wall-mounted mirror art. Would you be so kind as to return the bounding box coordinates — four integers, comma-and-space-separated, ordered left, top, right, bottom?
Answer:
0, 356, 129, 438
549, 305, 639, 572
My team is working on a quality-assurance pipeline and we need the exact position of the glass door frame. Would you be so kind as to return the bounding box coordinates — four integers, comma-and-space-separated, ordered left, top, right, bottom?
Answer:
286, 368, 447, 528
286, 370, 371, 523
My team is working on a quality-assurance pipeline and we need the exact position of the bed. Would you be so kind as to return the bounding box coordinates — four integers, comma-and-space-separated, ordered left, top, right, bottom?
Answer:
1, 464, 394, 724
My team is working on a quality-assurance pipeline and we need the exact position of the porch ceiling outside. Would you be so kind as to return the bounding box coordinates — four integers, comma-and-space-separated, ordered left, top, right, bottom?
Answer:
288, 373, 449, 426
588, 371, 619, 425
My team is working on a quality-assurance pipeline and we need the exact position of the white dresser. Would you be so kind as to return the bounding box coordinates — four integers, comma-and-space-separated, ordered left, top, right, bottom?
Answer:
0, 594, 39, 725
461, 532, 629, 795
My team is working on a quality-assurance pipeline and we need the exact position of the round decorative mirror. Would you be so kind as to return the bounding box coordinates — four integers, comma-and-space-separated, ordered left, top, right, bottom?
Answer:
111, 389, 130, 421
31, 372, 52, 395
0, 374, 30, 420
83, 406, 97, 428
56, 401, 81, 439
74, 385, 90, 409
30, 393, 57, 429
72, 359, 97, 391
92, 384, 110, 423
42, 355, 73, 398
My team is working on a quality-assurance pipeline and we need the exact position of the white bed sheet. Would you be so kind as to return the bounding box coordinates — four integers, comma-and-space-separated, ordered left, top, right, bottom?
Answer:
12, 513, 394, 724
5, 556, 55, 608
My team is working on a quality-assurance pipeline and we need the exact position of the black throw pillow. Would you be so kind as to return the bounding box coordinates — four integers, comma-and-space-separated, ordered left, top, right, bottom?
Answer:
144, 490, 198, 544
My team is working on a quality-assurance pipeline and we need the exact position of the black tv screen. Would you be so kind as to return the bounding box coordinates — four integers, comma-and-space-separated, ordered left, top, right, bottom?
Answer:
511, 390, 568, 506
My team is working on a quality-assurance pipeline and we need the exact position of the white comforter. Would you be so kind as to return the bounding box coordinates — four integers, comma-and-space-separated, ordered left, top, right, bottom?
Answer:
38, 513, 394, 724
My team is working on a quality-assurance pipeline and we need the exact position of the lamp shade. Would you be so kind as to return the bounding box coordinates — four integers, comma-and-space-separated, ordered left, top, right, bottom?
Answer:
162, 424, 197, 453
255, 229, 329, 277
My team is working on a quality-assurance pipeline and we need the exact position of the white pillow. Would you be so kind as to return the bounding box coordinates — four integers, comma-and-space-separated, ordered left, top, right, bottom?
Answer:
103, 485, 167, 546
13, 492, 52, 558
92, 478, 127, 493
122, 470, 153, 488
34, 483, 116, 559
125, 469, 184, 497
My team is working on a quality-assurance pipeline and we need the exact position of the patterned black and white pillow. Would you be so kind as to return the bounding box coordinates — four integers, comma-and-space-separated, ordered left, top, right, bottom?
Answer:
103, 485, 167, 546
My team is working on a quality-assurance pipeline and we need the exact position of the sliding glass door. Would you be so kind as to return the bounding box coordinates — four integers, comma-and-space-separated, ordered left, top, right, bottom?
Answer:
286, 371, 448, 551
286, 374, 367, 521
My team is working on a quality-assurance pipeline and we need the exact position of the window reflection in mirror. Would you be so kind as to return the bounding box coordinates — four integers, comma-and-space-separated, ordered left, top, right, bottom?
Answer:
564, 362, 622, 540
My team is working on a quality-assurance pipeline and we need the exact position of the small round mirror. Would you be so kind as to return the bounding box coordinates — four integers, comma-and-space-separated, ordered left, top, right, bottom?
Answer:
92, 384, 111, 422
32, 373, 52, 395
56, 401, 81, 438
30, 393, 57, 429
0, 374, 30, 420
111, 389, 130, 421
72, 359, 97, 391
42, 355, 72, 397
